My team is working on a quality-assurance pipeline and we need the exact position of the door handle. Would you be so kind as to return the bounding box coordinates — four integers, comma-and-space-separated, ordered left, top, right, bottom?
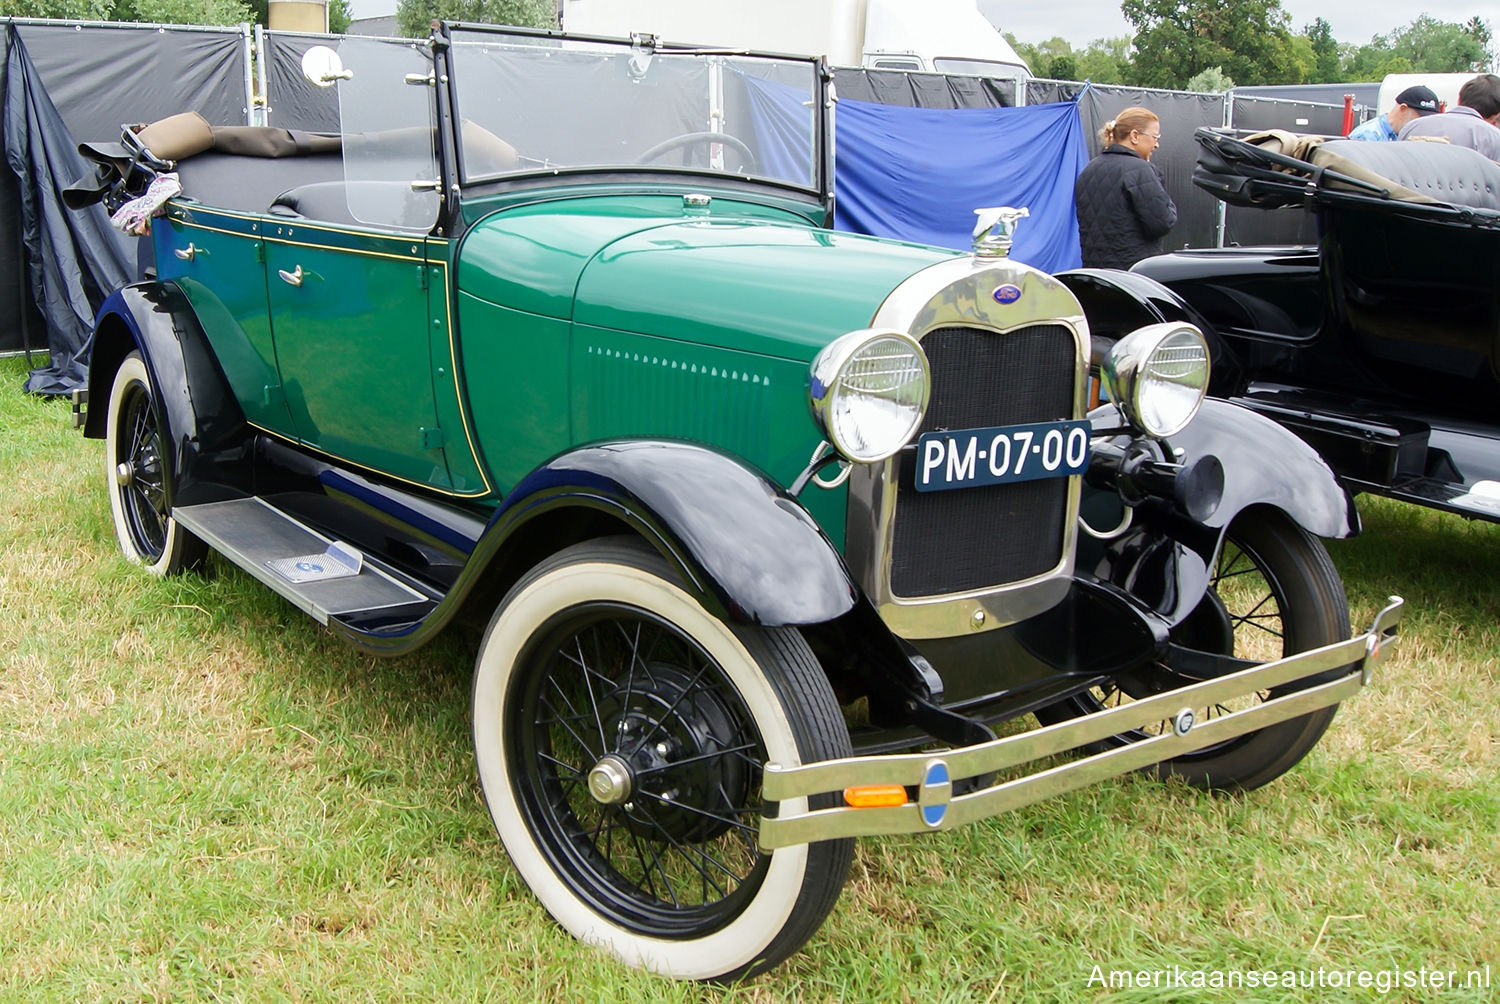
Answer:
173, 243, 205, 261
277, 265, 304, 287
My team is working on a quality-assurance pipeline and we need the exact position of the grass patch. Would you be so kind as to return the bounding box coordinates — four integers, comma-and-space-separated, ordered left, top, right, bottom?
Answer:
2, 355, 1496, 1001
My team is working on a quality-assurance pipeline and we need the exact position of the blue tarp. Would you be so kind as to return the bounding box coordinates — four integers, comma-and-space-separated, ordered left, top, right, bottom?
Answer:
743, 73, 1088, 273
831, 98, 1088, 272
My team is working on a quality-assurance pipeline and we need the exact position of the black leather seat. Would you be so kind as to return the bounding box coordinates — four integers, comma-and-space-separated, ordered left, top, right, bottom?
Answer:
268, 180, 435, 231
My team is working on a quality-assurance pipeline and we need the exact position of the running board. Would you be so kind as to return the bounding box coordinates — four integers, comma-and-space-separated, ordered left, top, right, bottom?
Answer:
172, 497, 430, 625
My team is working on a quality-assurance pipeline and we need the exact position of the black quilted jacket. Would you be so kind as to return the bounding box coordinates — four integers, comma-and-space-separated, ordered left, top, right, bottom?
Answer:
1073, 145, 1177, 269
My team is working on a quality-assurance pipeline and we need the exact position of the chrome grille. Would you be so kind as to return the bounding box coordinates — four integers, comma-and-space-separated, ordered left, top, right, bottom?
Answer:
889, 324, 1077, 597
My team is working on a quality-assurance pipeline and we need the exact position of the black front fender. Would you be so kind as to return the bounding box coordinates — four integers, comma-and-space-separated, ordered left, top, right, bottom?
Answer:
1087, 398, 1357, 624
1057, 267, 1245, 394
477, 440, 858, 628
1164, 397, 1358, 537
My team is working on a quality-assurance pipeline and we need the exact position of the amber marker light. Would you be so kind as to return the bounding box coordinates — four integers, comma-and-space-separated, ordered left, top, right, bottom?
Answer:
843, 785, 908, 808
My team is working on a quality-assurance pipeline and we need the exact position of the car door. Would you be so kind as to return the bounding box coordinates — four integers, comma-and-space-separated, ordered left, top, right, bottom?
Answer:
264, 220, 453, 491
156, 208, 294, 437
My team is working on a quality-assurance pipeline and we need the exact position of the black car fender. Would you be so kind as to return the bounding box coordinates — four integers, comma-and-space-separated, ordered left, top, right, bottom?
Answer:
84, 282, 250, 505
1056, 267, 1245, 394
1085, 397, 1358, 625
455, 439, 859, 630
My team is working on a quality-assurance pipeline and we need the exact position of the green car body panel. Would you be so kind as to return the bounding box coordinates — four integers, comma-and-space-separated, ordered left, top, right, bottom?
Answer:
454, 192, 961, 540
154, 190, 958, 543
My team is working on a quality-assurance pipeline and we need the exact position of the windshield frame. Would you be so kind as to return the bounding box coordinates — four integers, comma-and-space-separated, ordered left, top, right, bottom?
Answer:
431, 22, 834, 217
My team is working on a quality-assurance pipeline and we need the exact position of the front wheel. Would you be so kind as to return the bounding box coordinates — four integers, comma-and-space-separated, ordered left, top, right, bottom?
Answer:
1039, 508, 1350, 791
472, 538, 853, 980
104, 352, 205, 574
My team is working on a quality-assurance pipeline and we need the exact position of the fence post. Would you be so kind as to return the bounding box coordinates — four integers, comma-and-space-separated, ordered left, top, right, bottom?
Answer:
240, 22, 256, 126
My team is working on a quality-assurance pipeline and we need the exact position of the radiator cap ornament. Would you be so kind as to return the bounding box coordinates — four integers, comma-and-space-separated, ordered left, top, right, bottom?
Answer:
972, 206, 1029, 258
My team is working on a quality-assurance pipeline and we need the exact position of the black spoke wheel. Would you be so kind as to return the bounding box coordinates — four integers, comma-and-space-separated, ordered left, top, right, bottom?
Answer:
1038, 509, 1350, 791
104, 352, 205, 574
473, 538, 851, 980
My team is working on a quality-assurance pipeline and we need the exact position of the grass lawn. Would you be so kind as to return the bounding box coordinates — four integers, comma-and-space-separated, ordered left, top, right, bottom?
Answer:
2, 354, 1496, 1001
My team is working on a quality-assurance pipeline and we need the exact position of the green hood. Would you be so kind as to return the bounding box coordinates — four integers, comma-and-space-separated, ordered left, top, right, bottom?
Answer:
456, 193, 959, 359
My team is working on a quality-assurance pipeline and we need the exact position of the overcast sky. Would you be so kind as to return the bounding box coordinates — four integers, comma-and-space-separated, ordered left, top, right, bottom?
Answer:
979, 0, 1487, 50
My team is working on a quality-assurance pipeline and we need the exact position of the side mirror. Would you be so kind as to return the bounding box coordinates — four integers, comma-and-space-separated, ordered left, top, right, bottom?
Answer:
302, 45, 352, 87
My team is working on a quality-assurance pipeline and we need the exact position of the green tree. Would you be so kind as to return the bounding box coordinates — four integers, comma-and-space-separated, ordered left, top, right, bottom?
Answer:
114, 0, 251, 24
396, 0, 552, 39
1047, 54, 1077, 80
1122, 0, 1306, 87
1385, 14, 1491, 71
1185, 65, 1235, 91
1004, 33, 1075, 77
1302, 17, 1342, 83
1003, 32, 1040, 73
0, 0, 113, 17
1464, 16, 1491, 53
1074, 36, 1134, 84
1345, 16, 1493, 77
3, 0, 343, 27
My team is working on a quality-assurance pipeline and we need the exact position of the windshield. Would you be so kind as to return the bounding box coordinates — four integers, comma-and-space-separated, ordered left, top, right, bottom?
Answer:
447, 28, 822, 192
317, 35, 441, 232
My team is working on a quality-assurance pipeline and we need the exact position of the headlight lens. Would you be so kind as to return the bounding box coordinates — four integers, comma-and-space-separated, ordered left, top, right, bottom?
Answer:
809, 329, 931, 463
1103, 323, 1209, 438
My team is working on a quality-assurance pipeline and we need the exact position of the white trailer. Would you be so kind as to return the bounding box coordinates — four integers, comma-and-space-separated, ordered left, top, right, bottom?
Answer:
560, 0, 1030, 97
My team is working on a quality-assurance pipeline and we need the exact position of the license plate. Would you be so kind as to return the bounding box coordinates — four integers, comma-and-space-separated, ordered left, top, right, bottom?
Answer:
914, 420, 1091, 492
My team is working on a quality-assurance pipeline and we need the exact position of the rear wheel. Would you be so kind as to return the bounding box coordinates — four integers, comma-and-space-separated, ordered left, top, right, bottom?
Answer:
104, 352, 205, 574
472, 538, 853, 980
1040, 509, 1350, 790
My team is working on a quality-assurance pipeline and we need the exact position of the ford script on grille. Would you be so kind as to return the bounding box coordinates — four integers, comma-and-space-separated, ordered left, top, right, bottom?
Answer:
915, 420, 1091, 492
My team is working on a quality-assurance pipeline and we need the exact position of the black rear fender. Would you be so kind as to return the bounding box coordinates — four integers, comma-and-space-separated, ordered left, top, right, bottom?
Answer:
83, 283, 249, 505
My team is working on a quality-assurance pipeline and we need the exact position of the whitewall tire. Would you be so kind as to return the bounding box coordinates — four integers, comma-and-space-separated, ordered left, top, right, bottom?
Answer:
472, 538, 852, 980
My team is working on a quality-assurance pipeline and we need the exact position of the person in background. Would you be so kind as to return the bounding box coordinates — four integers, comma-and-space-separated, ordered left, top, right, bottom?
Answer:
1074, 106, 1177, 270
1348, 85, 1440, 141
1398, 73, 1500, 161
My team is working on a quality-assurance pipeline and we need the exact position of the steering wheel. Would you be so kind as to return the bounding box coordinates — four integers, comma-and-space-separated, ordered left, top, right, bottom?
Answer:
635, 131, 759, 173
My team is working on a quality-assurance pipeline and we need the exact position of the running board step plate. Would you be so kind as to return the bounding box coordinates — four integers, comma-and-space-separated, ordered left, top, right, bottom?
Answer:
172, 497, 428, 625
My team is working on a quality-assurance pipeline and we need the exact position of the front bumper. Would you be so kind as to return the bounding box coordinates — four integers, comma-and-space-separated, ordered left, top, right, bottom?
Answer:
759, 596, 1404, 850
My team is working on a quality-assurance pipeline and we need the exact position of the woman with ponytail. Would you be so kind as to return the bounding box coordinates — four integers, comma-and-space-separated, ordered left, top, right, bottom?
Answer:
1073, 106, 1177, 269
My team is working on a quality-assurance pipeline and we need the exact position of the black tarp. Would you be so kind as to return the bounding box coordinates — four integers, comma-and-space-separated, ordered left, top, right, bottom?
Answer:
833, 67, 1013, 108
2, 24, 132, 395
0, 20, 246, 360
12, 22, 246, 146
1029, 80, 1226, 253
265, 31, 341, 132
1232, 82, 1379, 113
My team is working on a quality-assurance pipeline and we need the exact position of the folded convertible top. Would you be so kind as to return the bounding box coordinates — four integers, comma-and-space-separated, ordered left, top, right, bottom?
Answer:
1192, 127, 1500, 217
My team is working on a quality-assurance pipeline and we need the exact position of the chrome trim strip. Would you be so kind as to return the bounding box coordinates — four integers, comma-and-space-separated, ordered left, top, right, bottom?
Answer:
846, 256, 1091, 640
758, 597, 1404, 849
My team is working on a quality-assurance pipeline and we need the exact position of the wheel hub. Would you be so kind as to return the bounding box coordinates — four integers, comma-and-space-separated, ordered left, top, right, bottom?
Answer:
587, 754, 633, 805
596, 662, 751, 842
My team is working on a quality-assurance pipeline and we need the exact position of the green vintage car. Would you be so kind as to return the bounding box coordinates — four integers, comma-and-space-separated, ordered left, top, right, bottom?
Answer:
74, 24, 1402, 980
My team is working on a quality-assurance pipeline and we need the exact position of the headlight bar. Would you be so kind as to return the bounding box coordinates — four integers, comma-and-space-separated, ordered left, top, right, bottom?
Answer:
758, 596, 1404, 849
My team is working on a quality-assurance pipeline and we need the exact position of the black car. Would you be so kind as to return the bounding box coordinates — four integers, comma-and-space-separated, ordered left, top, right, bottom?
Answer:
1067, 128, 1500, 525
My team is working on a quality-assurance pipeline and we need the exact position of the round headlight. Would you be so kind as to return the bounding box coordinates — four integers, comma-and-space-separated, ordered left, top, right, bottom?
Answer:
1102, 323, 1209, 438
809, 329, 931, 463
